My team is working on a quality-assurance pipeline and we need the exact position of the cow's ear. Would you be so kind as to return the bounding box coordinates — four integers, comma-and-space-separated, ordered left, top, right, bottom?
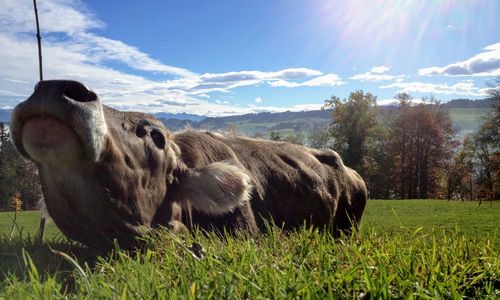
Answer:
178, 162, 253, 215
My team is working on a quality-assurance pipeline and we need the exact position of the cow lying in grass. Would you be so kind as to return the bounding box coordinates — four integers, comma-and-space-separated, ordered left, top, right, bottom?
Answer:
11, 80, 367, 248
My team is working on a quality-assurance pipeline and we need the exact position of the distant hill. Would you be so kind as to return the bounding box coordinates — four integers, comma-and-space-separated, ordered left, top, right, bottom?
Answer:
0, 109, 12, 123
444, 98, 498, 109
197, 109, 332, 130
153, 112, 205, 122
160, 109, 334, 134
161, 98, 498, 138
0, 110, 205, 123
1, 98, 496, 138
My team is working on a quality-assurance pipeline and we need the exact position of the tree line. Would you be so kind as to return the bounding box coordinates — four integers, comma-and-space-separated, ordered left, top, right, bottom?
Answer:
0, 123, 42, 211
271, 78, 500, 201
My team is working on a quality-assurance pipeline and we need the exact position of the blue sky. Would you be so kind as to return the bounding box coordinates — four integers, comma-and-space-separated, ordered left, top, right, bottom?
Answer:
0, 0, 499, 116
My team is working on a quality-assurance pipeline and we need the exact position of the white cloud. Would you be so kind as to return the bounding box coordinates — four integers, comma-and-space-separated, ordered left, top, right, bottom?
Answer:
350, 73, 406, 82
273, 68, 323, 78
74, 33, 196, 77
269, 74, 345, 87
370, 66, 390, 74
377, 98, 425, 106
161, 69, 342, 93
254, 97, 263, 103
350, 66, 406, 82
0, 89, 27, 97
1, 78, 30, 84
0, 0, 342, 116
290, 103, 323, 111
380, 80, 488, 96
445, 24, 457, 31
419, 42, 500, 76
110, 78, 134, 85
302, 74, 345, 86
377, 98, 398, 106
244, 103, 323, 114
215, 100, 229, 104
0, 0, 103, 35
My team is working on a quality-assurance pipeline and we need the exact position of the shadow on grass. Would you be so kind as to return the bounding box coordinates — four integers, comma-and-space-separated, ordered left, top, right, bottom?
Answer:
0, 232, 107, 293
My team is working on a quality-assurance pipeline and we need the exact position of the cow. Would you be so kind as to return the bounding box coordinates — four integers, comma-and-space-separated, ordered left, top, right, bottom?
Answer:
10, 80, 367, 249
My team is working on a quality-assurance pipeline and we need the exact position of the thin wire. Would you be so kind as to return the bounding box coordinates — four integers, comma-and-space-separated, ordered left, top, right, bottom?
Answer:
33, 0, 43, 81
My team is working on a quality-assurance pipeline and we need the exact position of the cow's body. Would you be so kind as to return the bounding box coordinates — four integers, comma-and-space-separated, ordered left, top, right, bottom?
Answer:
10, 80, 367, 248
171, 131, 366, 235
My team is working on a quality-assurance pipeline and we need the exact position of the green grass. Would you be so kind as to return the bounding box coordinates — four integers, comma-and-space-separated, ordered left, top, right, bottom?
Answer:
0, 200, 499, 298
0, 211, 60, 240
364, 200, 500, 244
449, 108, 492, 135
230, 118, 330, 136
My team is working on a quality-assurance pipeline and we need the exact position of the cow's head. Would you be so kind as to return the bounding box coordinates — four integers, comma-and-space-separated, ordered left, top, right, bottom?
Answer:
10, 80, 252, 248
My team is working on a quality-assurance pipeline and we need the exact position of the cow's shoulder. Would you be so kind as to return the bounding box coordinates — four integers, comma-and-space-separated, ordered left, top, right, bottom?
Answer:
307, 148, 345, 170
173, 131, 239, 167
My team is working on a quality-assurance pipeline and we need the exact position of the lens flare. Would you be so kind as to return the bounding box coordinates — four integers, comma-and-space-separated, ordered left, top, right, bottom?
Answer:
303, 0, 489, 69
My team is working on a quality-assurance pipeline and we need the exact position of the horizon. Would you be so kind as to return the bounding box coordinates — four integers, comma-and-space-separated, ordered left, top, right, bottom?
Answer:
0, 0, 499, 116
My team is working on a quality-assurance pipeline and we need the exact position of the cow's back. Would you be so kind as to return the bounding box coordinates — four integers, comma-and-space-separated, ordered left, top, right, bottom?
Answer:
174, 131, 367, 233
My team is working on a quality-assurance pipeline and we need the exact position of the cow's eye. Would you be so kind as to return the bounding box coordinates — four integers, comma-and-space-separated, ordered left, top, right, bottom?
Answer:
150, 129, 166, 149
136, 125, 147, 138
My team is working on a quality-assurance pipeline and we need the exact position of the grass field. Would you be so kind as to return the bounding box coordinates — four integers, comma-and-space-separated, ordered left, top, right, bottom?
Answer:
447, 108, 491, 137
1, 200, 499, 298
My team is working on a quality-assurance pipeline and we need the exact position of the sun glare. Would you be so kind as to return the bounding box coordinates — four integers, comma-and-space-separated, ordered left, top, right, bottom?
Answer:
310, 0, 476, 65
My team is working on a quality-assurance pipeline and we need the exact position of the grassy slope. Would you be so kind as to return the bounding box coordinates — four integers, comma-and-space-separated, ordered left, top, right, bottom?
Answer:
449, 108, 491, 136
232, 107, 491, 138
0, 200, 499, 298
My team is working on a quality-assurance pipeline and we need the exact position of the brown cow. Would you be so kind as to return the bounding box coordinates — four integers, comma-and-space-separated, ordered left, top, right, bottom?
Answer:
10, 80, 367, 248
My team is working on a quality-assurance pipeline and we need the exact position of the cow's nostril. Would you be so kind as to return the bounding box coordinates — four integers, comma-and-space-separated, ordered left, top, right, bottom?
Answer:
136, 125, 147, 138
151, 130, 166, 149
63, 82, 97, 103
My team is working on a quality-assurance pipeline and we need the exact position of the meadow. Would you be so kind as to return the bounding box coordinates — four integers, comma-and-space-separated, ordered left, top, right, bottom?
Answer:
0, 200, 498, 298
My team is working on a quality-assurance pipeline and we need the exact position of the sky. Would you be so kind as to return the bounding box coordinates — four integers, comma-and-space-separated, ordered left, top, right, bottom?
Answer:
0, 0, 499, 116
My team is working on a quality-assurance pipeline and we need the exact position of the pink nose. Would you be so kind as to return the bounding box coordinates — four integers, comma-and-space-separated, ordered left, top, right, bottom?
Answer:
10, 80, 107, 162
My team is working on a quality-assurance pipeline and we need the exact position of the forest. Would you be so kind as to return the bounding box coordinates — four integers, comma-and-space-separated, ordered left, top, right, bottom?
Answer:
312, 89, 499, 200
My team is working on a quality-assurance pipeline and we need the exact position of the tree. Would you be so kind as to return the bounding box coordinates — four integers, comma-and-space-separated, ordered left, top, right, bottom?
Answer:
307, 128, 333, 149
389, 97, 457, 199
225, 123, 240, 136
323, 90, 379, 172
446, 142, 474, 201
323, 91, 394, 199
269, 131, 283, 141
0, 122, 17, 209
362, 115, 395, 199
0, 122, 42, 210
8, 191, 23, 239
389, 93, 414, 198
486, 76, 500, 101
284, 132, 305, 145
16, 160, 42, 210
462, 80, 500, 202
10, 192, 22, 211
456, 78, 500, 202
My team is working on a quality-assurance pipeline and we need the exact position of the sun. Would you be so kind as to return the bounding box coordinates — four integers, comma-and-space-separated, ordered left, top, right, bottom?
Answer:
308, 0, 471, 64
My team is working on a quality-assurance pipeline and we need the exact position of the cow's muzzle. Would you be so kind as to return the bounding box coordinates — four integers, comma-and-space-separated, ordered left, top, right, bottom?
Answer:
10, 80, 108, 164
